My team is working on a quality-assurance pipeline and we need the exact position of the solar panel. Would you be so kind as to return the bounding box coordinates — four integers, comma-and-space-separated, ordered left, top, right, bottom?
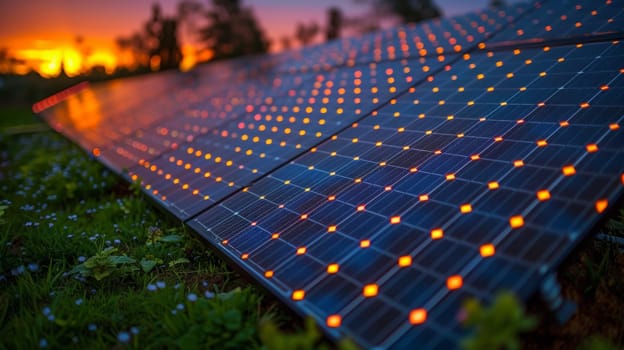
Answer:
188, 39, 624, 348
36, 0, 624, 348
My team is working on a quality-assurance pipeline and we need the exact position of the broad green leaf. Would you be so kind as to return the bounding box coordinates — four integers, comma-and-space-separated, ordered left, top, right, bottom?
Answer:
140, 259, 158, 272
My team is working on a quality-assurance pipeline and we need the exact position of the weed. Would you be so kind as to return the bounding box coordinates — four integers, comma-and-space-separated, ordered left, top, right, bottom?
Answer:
70, 247, 139, 281
461, 292, 536, 350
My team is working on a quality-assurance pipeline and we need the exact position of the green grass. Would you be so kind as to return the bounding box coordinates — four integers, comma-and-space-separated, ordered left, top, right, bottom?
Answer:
0, 115, 297, 349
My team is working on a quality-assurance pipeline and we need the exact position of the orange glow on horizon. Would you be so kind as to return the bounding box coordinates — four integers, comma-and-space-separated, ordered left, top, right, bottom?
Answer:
7, 41, 209, 78
12, 46, 118, 77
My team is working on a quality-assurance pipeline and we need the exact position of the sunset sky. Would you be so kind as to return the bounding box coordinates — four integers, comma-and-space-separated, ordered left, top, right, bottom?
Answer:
0, 0, 508, 77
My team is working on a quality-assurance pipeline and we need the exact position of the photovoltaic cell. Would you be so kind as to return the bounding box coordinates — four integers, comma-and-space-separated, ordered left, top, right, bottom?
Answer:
35, 1, 624, 348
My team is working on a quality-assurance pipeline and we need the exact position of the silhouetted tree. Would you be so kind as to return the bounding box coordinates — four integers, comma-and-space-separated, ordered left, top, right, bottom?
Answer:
177, 1, 204, 36
116, 32, 150, 69
325, 7, 343, 41
354, 0, 442, 24
200, 0, 269, 60
146, 4, 182, 70
295, 22, 320, 46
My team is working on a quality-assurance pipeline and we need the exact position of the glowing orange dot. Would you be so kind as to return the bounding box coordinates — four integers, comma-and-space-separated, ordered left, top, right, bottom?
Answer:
327, 263, 339, 274
600, 85, 609, 91
328, 195, 336, 201
357, 204, 366, 212
470, 154, 480, 161
586, 144, 599, 153
409, 308, 427, 325
327, 314, 342, 328
562, 165, 576, 176
580, 102, 590, 108
264, 270, 274, 278
222, 239, 228, 245
480, 244, 495, 257
419, 194, 429, 201
296, 247, 307, 255
328, 225, 337, 233
241, 253, 249, 260
410, 167, 418, 173
609, 123, 619, 130
384, 186, 392, 191
271, 233, 280, 239
560, 121, 570, 127
447, 275, 463, 290
537, 140, 548, 147
510, 215, 524, 229
595, 199, 608, 213
301, 214, 308, 220
360, 240, 370, 248
513, 160, 524, 167
398, 256, 412, 267
446, 173, 456, 181
363, 284, 378, 297
92, 148, 101, 157
431, 228, 444, 240
460, 204, 472, 214
537, 190, 551, 201
292, 290, 305, 301
494, 136, 504, 142
488, 181, 499, 190
390, 216, 401, 224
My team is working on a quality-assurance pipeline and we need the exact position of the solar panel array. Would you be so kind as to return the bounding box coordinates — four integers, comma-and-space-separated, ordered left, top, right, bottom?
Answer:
37, 0, 624, 348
